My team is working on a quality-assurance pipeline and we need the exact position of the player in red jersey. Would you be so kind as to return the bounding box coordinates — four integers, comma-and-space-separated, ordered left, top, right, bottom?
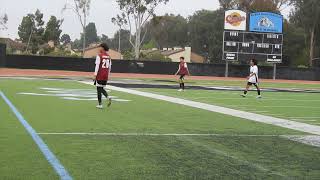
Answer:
93, 43, 112, 109
175, 57, 190, 91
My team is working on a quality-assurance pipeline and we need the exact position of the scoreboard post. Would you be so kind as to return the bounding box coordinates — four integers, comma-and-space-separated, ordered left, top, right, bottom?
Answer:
223, 11, 284, 79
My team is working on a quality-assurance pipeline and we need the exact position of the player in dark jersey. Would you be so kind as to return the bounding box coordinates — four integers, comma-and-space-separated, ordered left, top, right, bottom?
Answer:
175, 57, 190, 91
93, 43, 112, 109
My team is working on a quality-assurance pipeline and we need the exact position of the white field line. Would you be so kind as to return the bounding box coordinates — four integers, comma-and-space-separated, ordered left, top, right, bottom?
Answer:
253, 111, 270, 113
80, 81, 320, 136
289, 117, 320, 119
191, 97, 320, 102
290, 119, 317, 122
264, 114, 284, 116
230, 105, 320, 109
37, 132, 306, 137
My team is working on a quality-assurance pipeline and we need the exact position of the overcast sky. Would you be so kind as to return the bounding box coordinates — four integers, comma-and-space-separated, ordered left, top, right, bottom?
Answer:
0, 0, 291, 40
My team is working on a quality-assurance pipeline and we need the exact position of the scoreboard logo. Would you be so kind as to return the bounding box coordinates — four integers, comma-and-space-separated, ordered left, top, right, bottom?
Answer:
250, 12, 283, 33
224, 10, 247, 31
258, 17, 274, 28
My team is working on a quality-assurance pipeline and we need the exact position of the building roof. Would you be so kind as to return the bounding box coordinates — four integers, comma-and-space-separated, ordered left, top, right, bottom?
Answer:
141, 49, 185, 56
160, 49, 185, 56
0, 38, 26, 51
191, 52, 205, 63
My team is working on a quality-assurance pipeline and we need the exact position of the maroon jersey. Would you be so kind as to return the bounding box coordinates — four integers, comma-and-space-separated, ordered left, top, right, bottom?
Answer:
96, 52, 111, 81
178, 61, 188, 75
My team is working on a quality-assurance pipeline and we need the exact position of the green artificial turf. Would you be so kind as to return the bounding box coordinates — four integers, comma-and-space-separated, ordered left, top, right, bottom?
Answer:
138, 88, 320, 125
0, 94, 58, 180
119, 77, 320, 90
1, 78, 320, 179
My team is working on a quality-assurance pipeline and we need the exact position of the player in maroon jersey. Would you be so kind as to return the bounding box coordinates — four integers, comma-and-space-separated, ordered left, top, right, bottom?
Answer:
93, 43, 112, 109
175, 57, 190, 91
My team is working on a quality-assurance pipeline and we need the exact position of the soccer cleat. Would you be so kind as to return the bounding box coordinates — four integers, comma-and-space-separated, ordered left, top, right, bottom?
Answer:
178, 89, 183, 92
256, 95, 262, 99
96, 105, 103, 109
107, 98, 112, 107
241, 94, 247, 97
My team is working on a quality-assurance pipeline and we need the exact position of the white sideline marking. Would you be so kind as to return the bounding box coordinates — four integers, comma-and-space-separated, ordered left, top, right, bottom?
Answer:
265, 114, 284, 116
291, 119, 317, 122
253, 111, 270, 113
80, 81, 320, 136
227, 104, 320, 109
37, 132, 305, 137
0, 92, 72, 179
290, 117, 320, 119
237, 105, 320, 109
192, 97, 320, 102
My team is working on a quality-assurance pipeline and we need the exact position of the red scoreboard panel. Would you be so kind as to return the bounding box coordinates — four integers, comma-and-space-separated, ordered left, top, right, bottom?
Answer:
223, 31, 283, 63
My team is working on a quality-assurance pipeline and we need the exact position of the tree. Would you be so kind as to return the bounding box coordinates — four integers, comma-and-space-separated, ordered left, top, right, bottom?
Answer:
0, 14, 8, 30
142, 39, 157, 49
111, 29, 132, 52
290, 0, 320, 66
219, 0, 289, 12
140, 51, 171, 61
114, 0, 169, 59
188, 10, 225, 63
60, 34, 71, 45
63, 0, 91, 55
18, 15, 34, 43
44, 16, 63, 45
71, 38, 82, 49
18, 9, 45, 54
80, 22, 98, 47
112, 13, 127, 56
99, 34, 112, 44
282, 20, 308, 66
145, 14, 188, 49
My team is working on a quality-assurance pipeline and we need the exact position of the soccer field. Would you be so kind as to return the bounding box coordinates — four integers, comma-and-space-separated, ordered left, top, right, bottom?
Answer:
1, 78, 320, 179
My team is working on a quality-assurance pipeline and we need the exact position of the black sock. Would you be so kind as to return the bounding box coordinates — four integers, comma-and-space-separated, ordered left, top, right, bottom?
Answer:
182, 83, 185, 90
179, 83, 182, 88
244, 90, 248, 95
97, 87, 102, 105
101, 88, 109, 98
254, 85, 261, 95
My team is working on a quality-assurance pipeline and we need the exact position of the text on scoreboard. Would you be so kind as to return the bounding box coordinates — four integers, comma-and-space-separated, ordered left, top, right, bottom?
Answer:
223, 31, 283, 63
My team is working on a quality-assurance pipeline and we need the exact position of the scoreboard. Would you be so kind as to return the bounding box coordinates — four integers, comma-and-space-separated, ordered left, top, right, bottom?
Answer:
223, 31, 283, 63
